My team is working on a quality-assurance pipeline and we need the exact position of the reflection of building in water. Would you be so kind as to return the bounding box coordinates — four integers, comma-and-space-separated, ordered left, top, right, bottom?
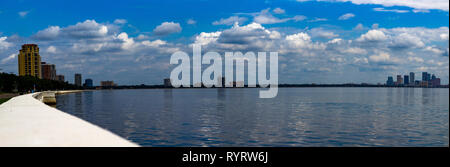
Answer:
163, 89, 173, 112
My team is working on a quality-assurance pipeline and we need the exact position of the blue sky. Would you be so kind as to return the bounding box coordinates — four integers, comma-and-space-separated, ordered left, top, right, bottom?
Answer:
0, 0, 449, 85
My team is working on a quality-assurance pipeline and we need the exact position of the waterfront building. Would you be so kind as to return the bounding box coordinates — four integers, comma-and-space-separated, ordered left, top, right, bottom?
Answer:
429, 74, 441, 87
84, 79, 93, 87
432, 78, 441, 87
415, 80, 420, 86
18, 44, 41, 78
422, 72, 429, 81
420, 81, 428, 87
164, 78, 172, 88
101, 81, 116, 87
386, 76, 394, 86
409, 72, 415, 85
56, 75, 65, 82
41, 62, 56, 80
396, 75, 403, 86
404, 75, 409, 85
75, 73, 82, 86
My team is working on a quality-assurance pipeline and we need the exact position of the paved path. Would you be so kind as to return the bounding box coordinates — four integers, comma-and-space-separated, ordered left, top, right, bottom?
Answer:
0, 93, 139, 147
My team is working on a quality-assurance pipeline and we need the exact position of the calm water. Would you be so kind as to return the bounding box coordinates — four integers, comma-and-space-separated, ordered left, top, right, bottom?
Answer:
56, 88, 449, 147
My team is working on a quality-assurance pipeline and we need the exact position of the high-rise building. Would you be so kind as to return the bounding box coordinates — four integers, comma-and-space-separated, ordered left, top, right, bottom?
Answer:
41, 62, 56, 80
396, 75, 403, 85
18, 44, 41, 78
84, 79, 93, 87
386, 76, 394, 86
164, 78, 172, 87
422, 72, 428, 81
404, 75, 409, 85
75, 73, 82, 86
409, 72, 415, 85
56, 75, 65, 82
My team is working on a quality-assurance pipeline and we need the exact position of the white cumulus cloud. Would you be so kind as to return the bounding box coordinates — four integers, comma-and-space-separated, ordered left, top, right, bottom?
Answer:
338, 13, 355, 20
153, 22, 182, 36
213, 16, 247, 25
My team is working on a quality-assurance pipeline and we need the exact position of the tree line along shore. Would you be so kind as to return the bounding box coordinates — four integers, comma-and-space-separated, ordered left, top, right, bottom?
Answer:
0, 73, 82, 104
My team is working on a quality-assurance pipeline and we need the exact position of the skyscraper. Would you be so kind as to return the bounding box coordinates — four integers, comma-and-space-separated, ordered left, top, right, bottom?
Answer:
404, 75, 409, 85
18, 44, 41, 78
75, 73, 82, 86
396, 75, 403, 86
409, 72, 415, 85
422, 72, 427, 81
84, 79, 93, 87
41, 62, 56, 80
386, 76, 394, 86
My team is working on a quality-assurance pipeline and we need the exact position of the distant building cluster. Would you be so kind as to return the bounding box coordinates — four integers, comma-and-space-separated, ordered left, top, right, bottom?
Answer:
386, 72, 441, 87
163, 76, 246, 88
100, 81, 117, 87
18, 44, 65, 82
18, 44, 96, 88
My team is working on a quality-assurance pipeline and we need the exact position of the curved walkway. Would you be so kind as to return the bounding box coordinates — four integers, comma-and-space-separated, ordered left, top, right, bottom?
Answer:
0, 93, 139, 147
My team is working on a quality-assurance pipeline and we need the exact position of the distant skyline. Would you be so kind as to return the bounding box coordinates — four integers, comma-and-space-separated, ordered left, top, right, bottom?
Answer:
0, 0, 449, 85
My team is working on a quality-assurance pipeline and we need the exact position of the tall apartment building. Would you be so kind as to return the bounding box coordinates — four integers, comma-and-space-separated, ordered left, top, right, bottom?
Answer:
409, 72, 415, 85
18, 44, 41, 78
75, 73, 82, 86
56, 75, 65, 82
396, 75, 403, 85
84, 79, 93, 87
404, 75, 409, 85
41, 62, 56, 80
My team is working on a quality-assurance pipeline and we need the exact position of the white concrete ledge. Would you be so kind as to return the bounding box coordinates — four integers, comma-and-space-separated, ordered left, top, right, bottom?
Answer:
0, 92, 139, 147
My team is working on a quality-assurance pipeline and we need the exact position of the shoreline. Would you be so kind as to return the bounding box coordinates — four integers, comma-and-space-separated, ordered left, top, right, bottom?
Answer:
90, 86, 449, 90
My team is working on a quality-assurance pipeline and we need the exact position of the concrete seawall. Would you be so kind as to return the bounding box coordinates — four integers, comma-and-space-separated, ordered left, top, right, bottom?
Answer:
0, 92, 139, 147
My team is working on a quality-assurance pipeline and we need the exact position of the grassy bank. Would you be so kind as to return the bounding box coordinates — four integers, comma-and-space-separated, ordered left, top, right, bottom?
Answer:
0, 98, 11, 105
0, 93, 18, 105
